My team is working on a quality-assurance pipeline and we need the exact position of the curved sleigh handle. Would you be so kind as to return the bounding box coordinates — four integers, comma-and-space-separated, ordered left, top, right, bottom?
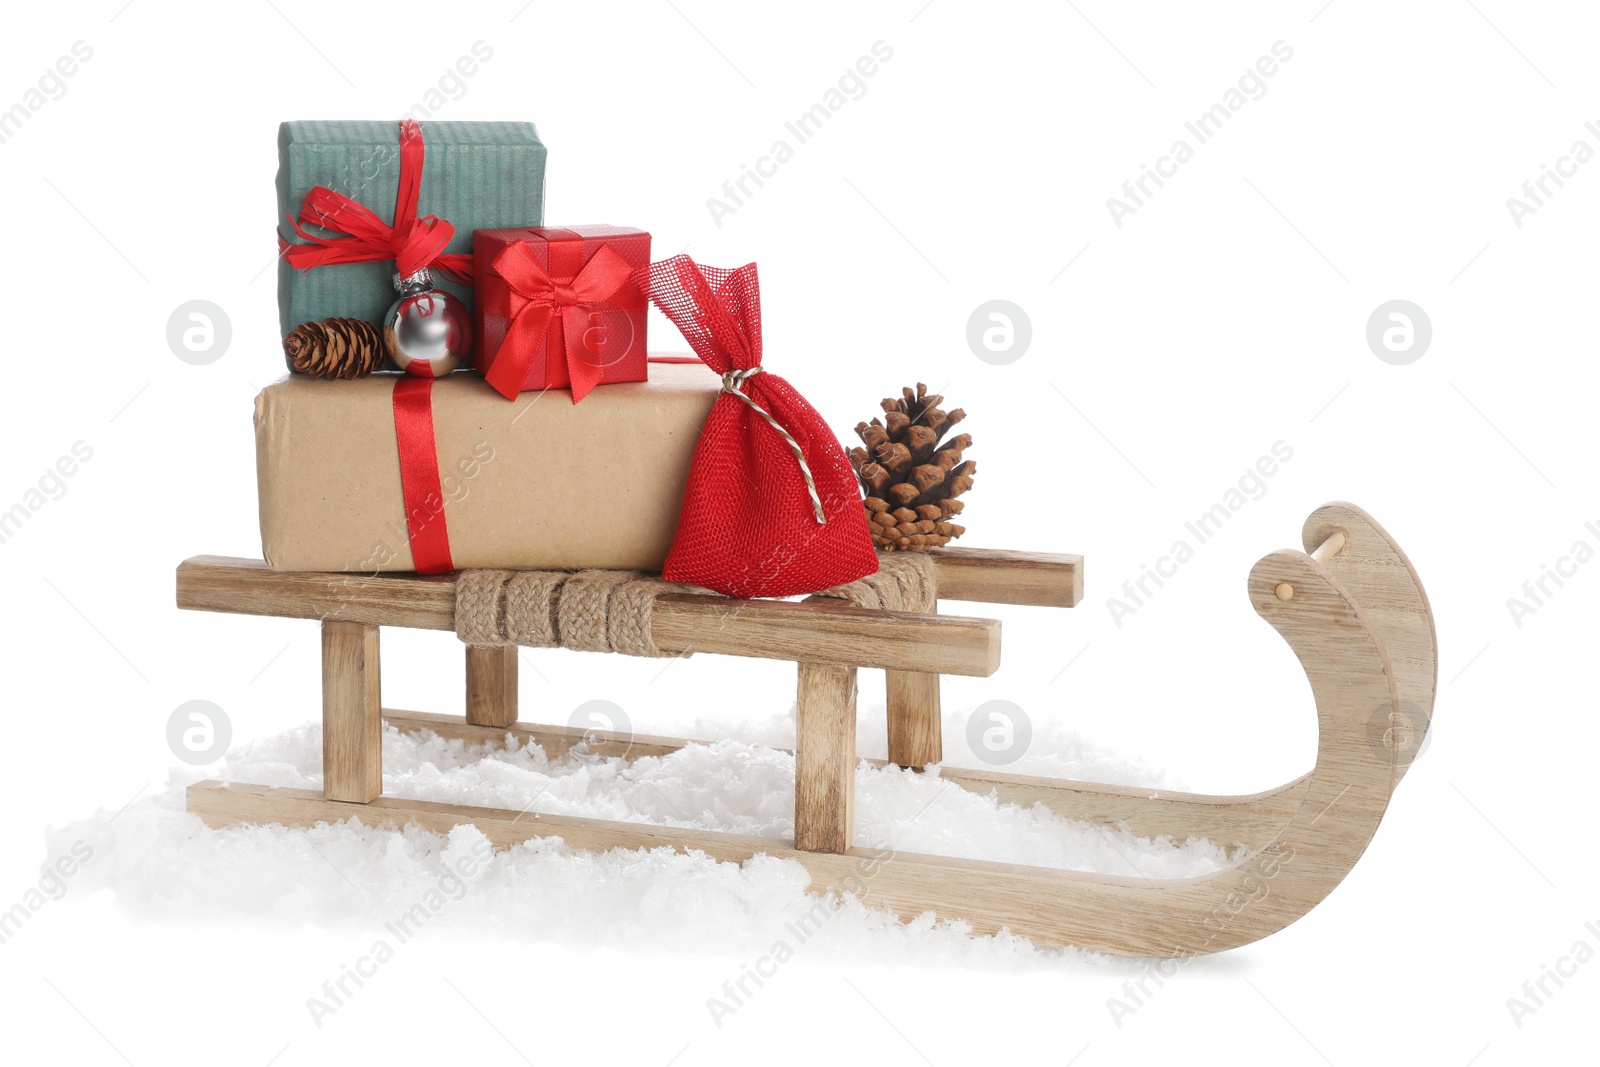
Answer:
1298, 501, 1438, 785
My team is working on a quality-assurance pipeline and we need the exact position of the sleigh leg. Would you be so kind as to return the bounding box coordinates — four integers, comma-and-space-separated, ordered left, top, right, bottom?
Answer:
885, 670, 942, 769
465, 645, 518, 729
795, 663, 857, 853
322, 620, 382, 803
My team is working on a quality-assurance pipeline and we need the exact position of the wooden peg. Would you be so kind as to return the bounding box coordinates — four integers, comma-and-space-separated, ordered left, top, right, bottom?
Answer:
1311, 530, 1347, 565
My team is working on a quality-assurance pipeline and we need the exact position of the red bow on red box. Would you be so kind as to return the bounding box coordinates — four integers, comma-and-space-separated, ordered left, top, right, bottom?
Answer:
475, 226, 651, 403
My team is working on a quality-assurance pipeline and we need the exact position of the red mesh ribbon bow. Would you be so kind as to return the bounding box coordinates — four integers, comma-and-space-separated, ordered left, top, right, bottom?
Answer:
630, 255, 878, 598
482, 241, 636, 403
279, 119, 471, 283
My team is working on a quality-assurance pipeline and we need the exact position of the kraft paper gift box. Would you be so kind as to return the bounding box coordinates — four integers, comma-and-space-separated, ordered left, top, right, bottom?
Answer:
254, 361, 717, 572
474, 225, 652, 402
276, 120, 547, 357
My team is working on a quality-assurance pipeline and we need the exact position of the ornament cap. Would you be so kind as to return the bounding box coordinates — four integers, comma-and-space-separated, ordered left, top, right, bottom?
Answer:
393, 267, 436, 296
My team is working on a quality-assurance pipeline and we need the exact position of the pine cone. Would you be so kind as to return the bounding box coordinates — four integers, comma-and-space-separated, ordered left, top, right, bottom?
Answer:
847, 383, 974, 552
284, 318, 386, 379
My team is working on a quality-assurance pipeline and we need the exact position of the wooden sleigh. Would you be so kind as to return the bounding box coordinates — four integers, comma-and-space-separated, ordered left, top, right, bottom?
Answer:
176, 501, 1435, 957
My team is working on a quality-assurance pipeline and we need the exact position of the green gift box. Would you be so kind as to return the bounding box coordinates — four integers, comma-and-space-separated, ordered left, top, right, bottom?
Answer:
275, 120, 547, 361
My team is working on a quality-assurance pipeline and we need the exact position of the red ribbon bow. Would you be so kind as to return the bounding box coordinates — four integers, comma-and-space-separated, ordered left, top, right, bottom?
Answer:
280, 119, 471, 283
483, 240, 636, 403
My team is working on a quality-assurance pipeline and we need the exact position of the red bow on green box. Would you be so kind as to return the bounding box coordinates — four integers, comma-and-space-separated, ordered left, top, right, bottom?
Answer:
481, 240, 637, 403
280, 119, 472, 284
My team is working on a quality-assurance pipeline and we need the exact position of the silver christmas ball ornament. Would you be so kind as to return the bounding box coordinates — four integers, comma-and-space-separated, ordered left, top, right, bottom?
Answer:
384, 268, 472, 378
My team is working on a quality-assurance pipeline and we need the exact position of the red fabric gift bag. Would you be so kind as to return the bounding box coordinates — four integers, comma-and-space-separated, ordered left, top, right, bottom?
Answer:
631, 255, 879, 598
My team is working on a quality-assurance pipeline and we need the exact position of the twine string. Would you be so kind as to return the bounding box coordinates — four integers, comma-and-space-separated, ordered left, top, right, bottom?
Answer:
720, 366, 826, 525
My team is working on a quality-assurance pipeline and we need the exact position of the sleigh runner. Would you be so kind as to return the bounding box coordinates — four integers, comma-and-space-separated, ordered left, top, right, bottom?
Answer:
177, 501, 1436, 957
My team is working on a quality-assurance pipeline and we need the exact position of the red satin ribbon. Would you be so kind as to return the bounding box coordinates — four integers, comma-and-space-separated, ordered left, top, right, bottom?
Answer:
280, 119, 471, 283
483, 238, 636, 402
391, 376, 454, 575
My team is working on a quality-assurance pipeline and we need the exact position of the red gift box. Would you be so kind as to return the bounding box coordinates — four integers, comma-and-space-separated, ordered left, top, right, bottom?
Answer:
474, 225, 652, 402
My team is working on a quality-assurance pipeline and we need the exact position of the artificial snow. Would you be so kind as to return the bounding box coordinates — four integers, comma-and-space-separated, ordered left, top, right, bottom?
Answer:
49, 709, 1234, 968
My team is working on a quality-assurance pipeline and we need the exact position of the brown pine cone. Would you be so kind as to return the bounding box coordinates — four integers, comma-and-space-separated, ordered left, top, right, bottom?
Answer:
284, 318, 386, 379
847, 383, 974, 552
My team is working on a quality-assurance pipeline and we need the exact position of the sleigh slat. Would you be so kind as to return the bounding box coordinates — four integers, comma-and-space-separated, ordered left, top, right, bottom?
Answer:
927, 547, 1082, 607
175, 557, 1001, 677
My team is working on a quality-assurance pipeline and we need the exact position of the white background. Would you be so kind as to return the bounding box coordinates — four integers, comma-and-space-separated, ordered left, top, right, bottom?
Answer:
2, 0, 1597, 1064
